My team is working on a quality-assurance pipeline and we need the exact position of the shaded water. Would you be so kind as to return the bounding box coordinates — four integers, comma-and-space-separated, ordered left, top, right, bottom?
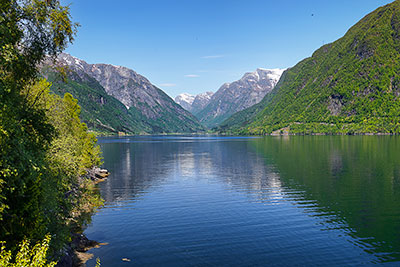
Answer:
85, 136, 400, 266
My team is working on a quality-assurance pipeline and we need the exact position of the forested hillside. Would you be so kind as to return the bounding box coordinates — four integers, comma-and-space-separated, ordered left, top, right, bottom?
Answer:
218, 1, 400, 135
47, 53, 205, 135
43, 67, 153, 135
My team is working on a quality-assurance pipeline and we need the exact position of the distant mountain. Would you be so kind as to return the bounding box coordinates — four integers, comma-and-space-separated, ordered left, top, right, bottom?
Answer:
45, 53, 205, 134
43, 65, 152, 134
174, 91, 214, 114
196, 68, 284, 127
218, 1, 400, 135
191, 92, 214, 115
175, 93, 195, 111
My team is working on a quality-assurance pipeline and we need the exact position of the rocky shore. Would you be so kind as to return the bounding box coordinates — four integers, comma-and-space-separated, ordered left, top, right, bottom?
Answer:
86, 167, 110, 182
57, 167, 109, 267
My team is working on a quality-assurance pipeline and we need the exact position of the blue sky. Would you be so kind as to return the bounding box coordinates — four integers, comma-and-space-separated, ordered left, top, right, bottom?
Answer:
63, 0, 393, 98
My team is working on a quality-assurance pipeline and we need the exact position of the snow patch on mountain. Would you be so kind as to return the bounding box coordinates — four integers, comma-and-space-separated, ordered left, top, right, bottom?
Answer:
196, 68, 286, 127
175, 93, 195, 111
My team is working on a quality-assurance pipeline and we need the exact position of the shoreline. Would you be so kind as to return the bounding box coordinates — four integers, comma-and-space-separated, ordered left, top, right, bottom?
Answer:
57, 167, 109, 267
94, 132, 400, 138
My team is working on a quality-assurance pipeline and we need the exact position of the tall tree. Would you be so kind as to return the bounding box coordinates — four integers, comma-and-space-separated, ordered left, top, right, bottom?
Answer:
0, 0, 77, 249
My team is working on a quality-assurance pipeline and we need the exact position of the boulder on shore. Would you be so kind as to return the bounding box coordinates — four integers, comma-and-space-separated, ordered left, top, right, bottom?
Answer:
86, 167, 110, 181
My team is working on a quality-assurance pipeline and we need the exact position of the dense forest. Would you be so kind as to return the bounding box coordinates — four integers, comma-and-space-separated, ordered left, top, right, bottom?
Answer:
217, 1, 400, 135
0, 0, 102, 265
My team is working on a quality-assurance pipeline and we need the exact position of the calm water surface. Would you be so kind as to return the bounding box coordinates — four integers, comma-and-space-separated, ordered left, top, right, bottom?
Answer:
85, 136, 400, 266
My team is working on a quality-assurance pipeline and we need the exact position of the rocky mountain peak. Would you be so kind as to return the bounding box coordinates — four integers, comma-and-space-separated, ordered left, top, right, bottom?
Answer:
49, 53, 204, 133
56, 53, 166, 115
242, 68, 285, 85
191, 92, 214, 114
196, 68, 285, 127
58, 53, 88, 70
195, 91, 214, 101
175, 93, 195, 111
219, 1, 400, 135
174, 91, 214, 114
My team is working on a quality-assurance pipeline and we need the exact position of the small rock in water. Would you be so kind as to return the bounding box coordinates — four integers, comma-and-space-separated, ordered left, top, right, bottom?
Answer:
122, 258, 131, 262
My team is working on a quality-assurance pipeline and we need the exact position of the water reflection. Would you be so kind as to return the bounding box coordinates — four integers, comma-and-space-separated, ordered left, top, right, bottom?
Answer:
86, 136, 400, 266
99, 137, 285, 205
251, 136, 400, 262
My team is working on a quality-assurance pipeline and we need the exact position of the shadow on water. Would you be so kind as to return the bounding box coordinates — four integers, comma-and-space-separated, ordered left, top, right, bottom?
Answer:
85, 135, 400, 266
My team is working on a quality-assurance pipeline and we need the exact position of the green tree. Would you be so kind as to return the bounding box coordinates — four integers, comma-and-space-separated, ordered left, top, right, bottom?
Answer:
0, 0, 77, 250
0, 235, 56, 267
24, 80, 103, 254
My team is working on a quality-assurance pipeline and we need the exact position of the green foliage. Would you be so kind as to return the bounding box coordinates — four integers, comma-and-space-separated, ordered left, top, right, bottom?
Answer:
219, 1, 400, 135
194, 98, 234, 128
23, 79, 103, 253
0, 0, 102, 260
44, 68, 152, 135
142, 87, 206, 133
0, 235, 56, 267
0, 0, 76, 249
44, 68, 205, 135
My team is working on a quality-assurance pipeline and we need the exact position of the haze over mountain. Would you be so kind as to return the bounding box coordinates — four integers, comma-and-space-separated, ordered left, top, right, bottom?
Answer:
196, 68, 284, 128
44, 53, 205, 134
218, 1, 400, 135
175, 92, 214, 114
175, 93, 196, 111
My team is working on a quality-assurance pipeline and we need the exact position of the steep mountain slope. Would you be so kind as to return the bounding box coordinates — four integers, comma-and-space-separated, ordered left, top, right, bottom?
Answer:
175, 93, 195, 111
217, 71, 289, 133
43, 66, 151, 135
197, 68, 284, 128
50, 53, 205, 134
191, 92, 214, 115
174, 91, 214, 114
219, 1, 400, 135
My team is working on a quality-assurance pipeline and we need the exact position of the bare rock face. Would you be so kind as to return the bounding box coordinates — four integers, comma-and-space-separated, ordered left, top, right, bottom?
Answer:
174, 91, 214, 114
196, 68, 285, 127
83, 64, 165, 119
57, 53, 173, 118
191, 92, 214, 115
55, 53, 204, 132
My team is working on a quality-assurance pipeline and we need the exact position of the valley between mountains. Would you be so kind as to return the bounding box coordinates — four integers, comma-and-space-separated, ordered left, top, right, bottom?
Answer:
44, 53, 285, 135
45, 1, 400, 135
6, 1, 400, 266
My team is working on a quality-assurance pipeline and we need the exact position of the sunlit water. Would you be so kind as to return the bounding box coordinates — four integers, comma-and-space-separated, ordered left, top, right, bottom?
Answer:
85, 136, 400, 266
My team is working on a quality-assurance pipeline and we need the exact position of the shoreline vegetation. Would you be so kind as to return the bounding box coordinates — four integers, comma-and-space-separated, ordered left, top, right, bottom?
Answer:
215, 1, 400, 136
92, 131, 400, 137
57, 168, 109, 267
42, 1, 400, 138
0, 1, 107, 266
3, 0, 400, 266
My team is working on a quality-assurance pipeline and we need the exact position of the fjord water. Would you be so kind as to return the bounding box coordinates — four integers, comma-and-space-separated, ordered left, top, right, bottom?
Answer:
85, 136, 400, 266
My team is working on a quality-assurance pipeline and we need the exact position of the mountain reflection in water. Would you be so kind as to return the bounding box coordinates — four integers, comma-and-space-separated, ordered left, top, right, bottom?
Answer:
85, 136, 400, 266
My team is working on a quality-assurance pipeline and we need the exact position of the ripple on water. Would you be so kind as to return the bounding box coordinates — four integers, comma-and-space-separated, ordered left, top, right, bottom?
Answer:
85, 136, 400, 266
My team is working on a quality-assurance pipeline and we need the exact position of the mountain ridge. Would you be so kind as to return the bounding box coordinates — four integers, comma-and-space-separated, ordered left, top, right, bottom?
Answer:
197, 68, 284, 128
175, 93, 196, 111
174, 91, 214, 114
45, 53, 205, 134
218, 0, 400, 135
